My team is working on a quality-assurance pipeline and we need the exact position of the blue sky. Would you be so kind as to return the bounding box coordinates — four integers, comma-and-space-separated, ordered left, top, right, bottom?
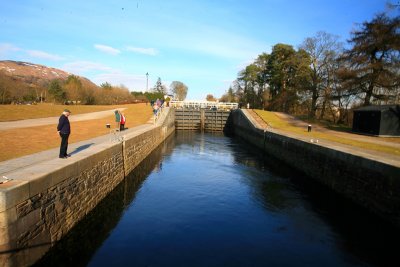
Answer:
0, 0, 394, 100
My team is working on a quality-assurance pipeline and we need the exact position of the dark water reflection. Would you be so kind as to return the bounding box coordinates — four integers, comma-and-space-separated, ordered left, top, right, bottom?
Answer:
34, 132, 400, 267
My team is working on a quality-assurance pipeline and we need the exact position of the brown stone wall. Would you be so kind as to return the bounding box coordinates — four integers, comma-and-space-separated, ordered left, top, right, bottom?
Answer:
1, 143, 125, 267
0, 108, 175, 267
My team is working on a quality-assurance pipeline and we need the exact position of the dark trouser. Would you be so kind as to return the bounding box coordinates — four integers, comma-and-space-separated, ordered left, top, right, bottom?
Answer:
59, 133, 70, 157
120, 124, 125, 131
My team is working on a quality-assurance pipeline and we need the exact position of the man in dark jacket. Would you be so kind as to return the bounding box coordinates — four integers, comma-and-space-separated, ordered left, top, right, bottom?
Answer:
57, 109, 71, 159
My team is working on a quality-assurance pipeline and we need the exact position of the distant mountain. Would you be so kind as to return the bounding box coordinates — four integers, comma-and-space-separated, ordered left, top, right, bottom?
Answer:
0, 60, 98, 88
0, 60, 137, 105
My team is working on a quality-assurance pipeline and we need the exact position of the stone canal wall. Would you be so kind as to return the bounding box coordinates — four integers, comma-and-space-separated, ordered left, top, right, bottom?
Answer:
0, 108, 175, 267
228, 109, 400, 227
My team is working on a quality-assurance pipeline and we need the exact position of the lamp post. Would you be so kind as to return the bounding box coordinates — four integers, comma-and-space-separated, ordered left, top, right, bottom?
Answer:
146, 72, 149, 91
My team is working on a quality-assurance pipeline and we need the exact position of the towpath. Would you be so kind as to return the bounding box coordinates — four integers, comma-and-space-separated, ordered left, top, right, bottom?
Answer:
245, 109, 400, 168
0, 123, 153, 178
0, 108, 126, 131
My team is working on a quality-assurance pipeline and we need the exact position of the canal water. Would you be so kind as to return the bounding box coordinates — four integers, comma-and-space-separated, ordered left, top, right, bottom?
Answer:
34, 132, 400, 267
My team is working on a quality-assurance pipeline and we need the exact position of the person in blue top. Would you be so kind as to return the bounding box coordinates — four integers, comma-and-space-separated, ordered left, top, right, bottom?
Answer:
57, 109, 71, 159
114, 110, 121, 129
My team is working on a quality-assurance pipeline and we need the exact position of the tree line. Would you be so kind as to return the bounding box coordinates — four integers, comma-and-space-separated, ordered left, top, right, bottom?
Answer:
221, 13, 399, 124
0, 72, 189, 105
0, 73, 140, 105
130, 77, 189, 102
47, 76, 139, 105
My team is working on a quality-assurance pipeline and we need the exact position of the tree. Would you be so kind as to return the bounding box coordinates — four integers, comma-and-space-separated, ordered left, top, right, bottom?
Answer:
237, 63, 260, 108
338, 13, 400, 106
153, 77, 167, 94
144, 92, 165, 102
100, 82, 113, 90
64, 75, 83, 104
206, 94, 216, 101
0, 74, 12, 104
130, 91, 148, 102
299, 31, 343, 118
48, 79, 65, 103
170, 81, 188, 100
266, 43, 310, 113
220, 86, 236, 102
253, 53, 271, 109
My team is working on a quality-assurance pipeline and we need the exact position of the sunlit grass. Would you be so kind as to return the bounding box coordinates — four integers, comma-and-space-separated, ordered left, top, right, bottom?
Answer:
254, 109, 400, 156
0, 103, 133, 122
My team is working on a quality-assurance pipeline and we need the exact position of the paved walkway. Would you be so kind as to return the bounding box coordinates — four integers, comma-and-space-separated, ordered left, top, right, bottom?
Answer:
0, 123, 153, 178
0, 108, 126, 131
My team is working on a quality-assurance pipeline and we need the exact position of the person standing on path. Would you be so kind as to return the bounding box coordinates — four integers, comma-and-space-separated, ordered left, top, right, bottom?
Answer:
57, 109, 71, 159
120, 113, 126, 131
114, 110, 121, 129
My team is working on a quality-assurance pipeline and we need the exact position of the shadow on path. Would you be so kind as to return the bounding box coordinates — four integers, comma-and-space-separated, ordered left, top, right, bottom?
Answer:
70, 143, 95, 155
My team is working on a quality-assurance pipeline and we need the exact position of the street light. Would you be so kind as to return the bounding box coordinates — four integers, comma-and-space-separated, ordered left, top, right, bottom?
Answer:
145, 72, 149, 91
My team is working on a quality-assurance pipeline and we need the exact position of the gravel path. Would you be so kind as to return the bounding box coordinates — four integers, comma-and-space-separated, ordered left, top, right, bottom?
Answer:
0, 108, 126, 131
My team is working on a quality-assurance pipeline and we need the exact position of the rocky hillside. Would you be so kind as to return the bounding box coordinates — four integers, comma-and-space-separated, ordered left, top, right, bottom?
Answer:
0, 60, 137, 105
0, 60, 97, 88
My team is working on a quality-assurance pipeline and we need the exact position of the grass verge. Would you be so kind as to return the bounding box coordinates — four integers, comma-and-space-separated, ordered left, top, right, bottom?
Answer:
0, 103, 133, 122
254, 109, 400, 156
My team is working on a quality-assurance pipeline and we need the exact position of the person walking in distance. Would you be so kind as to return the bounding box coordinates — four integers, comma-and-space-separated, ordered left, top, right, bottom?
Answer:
57, 109, 71, 159
114, 110, 121, 129
120, 113, 126, 131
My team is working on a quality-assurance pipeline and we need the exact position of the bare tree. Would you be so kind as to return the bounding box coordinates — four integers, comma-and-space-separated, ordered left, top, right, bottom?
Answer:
299, 31, 343, 118
170, 81, 188, 100
206, 94, 216, 101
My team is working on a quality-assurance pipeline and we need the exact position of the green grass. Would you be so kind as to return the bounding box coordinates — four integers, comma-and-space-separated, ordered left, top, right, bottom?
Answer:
254, 109, 400, 156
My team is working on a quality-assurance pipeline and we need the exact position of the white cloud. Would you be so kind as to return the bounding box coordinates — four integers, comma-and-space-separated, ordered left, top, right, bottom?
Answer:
146, 18, 268, 61
0, 43, 21, 56
126, 46, 158, 56
94, 44, 121, 55
92, 71, 147, 91
26, 50, 64, 61
63, 61, 111, 73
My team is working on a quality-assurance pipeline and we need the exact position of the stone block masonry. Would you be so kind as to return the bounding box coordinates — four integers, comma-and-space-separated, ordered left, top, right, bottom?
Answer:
228, 109, 400, 228
0, 108, 175, 267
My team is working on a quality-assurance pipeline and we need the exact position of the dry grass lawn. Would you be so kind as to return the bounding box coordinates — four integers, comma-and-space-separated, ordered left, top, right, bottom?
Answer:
0, 103, 129, 122
0, 103, 152, 162
254, 109, 400, 156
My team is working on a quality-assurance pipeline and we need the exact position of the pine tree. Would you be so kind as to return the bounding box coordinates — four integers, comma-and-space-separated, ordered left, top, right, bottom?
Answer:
339, 14, 400, 106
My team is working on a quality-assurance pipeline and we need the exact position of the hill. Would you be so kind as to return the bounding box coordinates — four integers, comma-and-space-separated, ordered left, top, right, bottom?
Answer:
0, 60, 98, 89
0, 60, 139, 105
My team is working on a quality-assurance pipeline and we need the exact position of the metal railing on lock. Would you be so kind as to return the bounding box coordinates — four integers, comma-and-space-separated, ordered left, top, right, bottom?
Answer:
170, 100, 238, 110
